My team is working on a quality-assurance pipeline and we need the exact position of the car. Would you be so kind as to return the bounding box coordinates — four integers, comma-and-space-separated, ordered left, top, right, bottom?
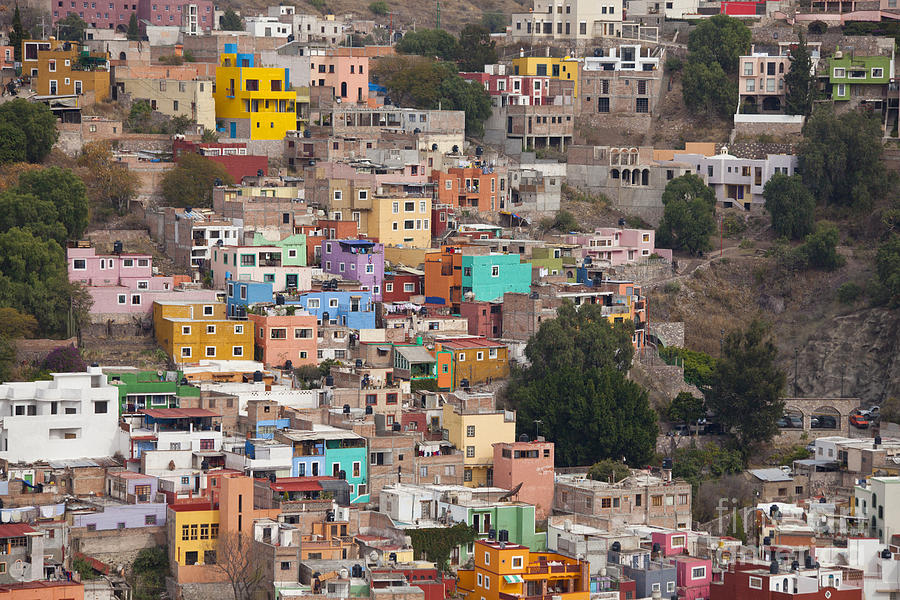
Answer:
859, 406, 880, 419
811, 415, 837, 429
850, 413, 869, 429
805, 442, 816, 453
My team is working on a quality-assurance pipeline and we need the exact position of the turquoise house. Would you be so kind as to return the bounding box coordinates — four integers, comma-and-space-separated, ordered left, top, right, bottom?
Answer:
460, 253, 532, 302
275, 425, 370, 504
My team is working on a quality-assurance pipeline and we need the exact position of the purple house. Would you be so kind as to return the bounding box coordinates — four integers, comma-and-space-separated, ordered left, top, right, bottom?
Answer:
106, 470, 160, 503
321, 239, 385, 301
72, 503, 168, 530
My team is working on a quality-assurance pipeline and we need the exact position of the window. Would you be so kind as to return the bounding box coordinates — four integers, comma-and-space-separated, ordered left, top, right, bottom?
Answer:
233, 346, 243, 357
205, 347, 216, 357
206, 325, 216, 334
458, 352, 466, 362
652, 495, 663, 507
691, 567, 706, 579
234, 324, 243, 335
636, 98, 649, 113
94, 401, 108, 414
598, 97, 610, 113
403, 283, 415, 293
651, 584, 660, 593
181, 347, 191, 358
271, 328, 287, 339
466, 425, 476, 437
73, 259, 87, 270
466, 446, 475, 457
667, 582, 676, 593
671, 534, 686, 548
749, 577, 762, 590
872, 67, 884, 78
117, 294, 127, 305
490, 265, 500, 277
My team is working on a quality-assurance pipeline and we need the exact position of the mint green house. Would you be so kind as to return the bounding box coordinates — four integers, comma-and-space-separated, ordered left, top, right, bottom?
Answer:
828, 52, 893, 101
252, 232, 307, 266
460, 254, 532, 302
530, 246, 577, 281
454, 502, 546, 564
105, 369, 199, 415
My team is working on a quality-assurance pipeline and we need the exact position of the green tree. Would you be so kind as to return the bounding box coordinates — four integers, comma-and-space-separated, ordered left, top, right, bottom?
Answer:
658, 346, 716, 389
706, 320, 786, 450
368, 0, 389, 15
126, 12, 141, 40
682, 59, 737, 118
587, 459, 630, 483
799, 221, 844, 270
0, 123, 27, 164
798, 107, 891, 209
395, 28, 459, 60
875, 235, 900, 307
763, 173, 815, 240
481, 11, 507, 33
672, 442, 744, 489
668, 391, 705, 424
219, 9, 243, 31
10, 4, 25, 63
784, 33, 816, 115
0, 308, 37, 381
0, 99, 59, 163
17, 167, 90, 241
161, 152, 233, 208
130, 547, 169, 600
656, 173, 717, 255
0, 190, 68, 243
686, 14, 751, 74
56, 13, 87, 40
456, 24, 497, 72
77, 141, 140, 216
506, 302, 658, 467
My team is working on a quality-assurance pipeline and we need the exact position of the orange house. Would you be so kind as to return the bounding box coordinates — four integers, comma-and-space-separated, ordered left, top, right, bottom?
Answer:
300, 519, 355, 560
424, 245, 465, 309
458, 539, 590, 600
0, 581, 85, 600
249, 312, 318, 368
296, 220, 360, 265
431, 167, 499, 213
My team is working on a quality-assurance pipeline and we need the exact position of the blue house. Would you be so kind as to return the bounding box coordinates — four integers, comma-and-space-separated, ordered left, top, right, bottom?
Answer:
226, 280, 274, 317
290, 290, 376, 329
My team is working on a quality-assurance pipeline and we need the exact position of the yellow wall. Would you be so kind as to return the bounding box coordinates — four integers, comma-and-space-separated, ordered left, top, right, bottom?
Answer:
511, 56, 580, 97
443, 404, 515, 486
153, 301, 252, 362
370, 196, 432, 248
171, 509, 220, 566
214, 53, 297, 140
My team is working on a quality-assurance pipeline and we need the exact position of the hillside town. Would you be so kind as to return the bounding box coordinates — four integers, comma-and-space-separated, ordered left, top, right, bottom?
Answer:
0, 0, 899, 600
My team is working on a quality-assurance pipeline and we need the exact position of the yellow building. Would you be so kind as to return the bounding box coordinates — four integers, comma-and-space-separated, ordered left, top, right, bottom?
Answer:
22, 40, 110, 101
167, 505, 220, 568
152, 301, 254, 363
511, 56, 580, 97
369, 195, 433, 248
443, 401, 515, 487
214, 43, 297, 141
458, 539, 590, 600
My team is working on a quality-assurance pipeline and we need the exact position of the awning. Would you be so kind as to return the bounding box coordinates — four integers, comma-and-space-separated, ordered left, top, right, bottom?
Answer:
503, 575, 524, 584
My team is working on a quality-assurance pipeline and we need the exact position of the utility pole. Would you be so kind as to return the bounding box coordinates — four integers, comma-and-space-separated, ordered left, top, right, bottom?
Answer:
436, 0, 440, 30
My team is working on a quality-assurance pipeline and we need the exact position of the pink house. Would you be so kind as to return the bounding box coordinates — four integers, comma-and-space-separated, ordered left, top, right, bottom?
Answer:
566, 228, 672, 265
248, 311, 318, 368
67, 246, 218, 322
460, 64, 552, 106
492, 440, 555, 520
310, 50, 369, 104
675, 557, 712, 600
652, 530, 690, 557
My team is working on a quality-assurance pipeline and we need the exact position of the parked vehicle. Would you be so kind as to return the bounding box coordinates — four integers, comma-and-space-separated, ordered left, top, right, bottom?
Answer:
850, 413, 869, 429
811, 415, 838, 429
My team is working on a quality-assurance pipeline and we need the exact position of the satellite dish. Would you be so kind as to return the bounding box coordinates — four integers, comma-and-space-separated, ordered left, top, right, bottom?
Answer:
9, 560, 29, 581
368, 550, 379, 563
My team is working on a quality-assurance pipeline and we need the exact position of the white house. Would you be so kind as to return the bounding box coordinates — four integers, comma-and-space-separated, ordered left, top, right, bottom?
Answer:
0, 365, 119, 462
244, 16, 292, 38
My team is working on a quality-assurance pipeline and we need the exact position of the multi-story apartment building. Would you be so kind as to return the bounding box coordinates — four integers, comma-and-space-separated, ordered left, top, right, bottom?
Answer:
461, 64, 553, 107
492, 440, 555, 520
510, 0, 624, 41
554, 472, 692, 529
144, 206, 242, 272
244, 16, 292, 38
368, 195, 432, 248
209, 239, 312, 292
113, 66, 215, 129
431, 166, 500, 213
214, 44, 297, 140
152, 300, 255, 362
321, 239, 385, 300
738, 42, 821, 113
442, 392, 515, 485
436, 338, 511, 391
827, 41, 894, 108
566, 228, 668, 264
460, 254, 532, 302
21, 40, 109, 100
249, 310, 318, 367
0, 365, 119, 462
309, 49, 369, 104
854, 476, 900, 543
211, 184, 307, 236
52, 0, 213, 34
580, 45, 664, 116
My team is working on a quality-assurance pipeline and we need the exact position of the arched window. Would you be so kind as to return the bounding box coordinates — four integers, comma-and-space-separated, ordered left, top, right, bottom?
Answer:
622, 169, 629, 184
340, 81, 348, 97
611, 169, 620, 179
642, 169, 649, 186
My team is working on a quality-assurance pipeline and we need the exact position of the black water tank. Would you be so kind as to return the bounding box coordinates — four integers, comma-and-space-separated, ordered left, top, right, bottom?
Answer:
276, 294, 285, 305
763, 536, 771, 545
303, 129, 312, 138
882, 548, 893, 558
214, 178, 222, 186
770, 504, 779, 517
413, 128, 421, 134
339, 470, 346, 480
356, 359, 363, 367
519, 433, 530, 443
662, 457, 673, 469
269, 473, 277, 483
475, 146, 483, 156
652, 543, 661, 553
618, 218, 626, 227
285, 360, 293, 371
392, 422, 401, 432
113, 240, 124, 254
352, 564, 363, 578
819, 496, 827, 503
791, 560, 799, 571
389, 552, 397, 562
253, 371, 263, 382
365, 405, 373, 415
876, 435, 883, 445
432, 143, 438, 151
593, 48, 602, 57
611, 541, 621, 552
326, 510, 335, 522
384, 96, 391, 106
460, 378, 469, 389
343, 404, 351, 414
498, 529, 509, 542
770, 561, 779, 574
452, 145, 459, 153
488, 529, 496, 539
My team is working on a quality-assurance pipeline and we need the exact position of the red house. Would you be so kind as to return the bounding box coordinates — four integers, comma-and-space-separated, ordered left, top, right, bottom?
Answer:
172, 139, 268, 182
710, 562, 862, 600
296, 220, 361, 265
369, 566, 455, 600
459, 301, 502, 337
383, 267, 424, 303
431, 204, 456, 238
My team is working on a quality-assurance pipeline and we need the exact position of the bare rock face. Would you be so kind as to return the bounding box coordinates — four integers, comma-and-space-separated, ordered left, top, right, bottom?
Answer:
787, 308, 900, 404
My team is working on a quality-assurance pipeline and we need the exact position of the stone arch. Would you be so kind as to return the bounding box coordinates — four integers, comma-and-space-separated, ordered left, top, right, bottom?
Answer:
641, 169, 649, 186
811, 405, 841, 430
611, 168, 620, 179
622, 168, 630, 184
631, 169, 640, 185
780, 407, 804, 428
763, 96, 781, 112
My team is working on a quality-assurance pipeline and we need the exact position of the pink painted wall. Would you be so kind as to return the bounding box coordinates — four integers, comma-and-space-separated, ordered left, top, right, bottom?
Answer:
249, 313, 318, 368
676, 558, 712, 600
310, 54, 369, 104
492, 441, 554, 520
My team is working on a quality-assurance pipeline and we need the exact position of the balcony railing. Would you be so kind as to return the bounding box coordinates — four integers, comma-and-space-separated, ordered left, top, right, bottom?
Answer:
526, 563, 583, 575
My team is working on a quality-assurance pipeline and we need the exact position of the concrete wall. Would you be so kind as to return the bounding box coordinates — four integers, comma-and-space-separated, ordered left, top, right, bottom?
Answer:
71, 526, 167, 571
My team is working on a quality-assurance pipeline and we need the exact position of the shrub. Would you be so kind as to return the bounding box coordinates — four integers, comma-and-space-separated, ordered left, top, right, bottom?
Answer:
41, 345, 86, 373
808, 20, 827, 34
587, 459, 630, 483
663, 281, 681, 294
665, 57, 683, 72
368, 0, 389, 15
836, 282, 862, 304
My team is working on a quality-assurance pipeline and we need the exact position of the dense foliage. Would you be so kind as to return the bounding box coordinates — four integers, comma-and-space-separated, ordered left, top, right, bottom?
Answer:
161, 152, 234, 208
395, 25, 497, 73
56, 14, 87, 40
407, 523, 477, 572
77, 142, 140, 217
798, 107, 892, 209
130, 547, 170, 600
219, 9, 243, 31
763, 173, 815, 240
784, 34, 816, 115
373, 56, 492, 136
0, 99, 59, 163
682, 15, 750, 117
587, 459, 631, 483
875, 235, 900, 306
506, 302, 658, 467
41, 345, 87, 373
667, 392, 705, 425
672, 442, 744, 489
706, 320, 786, 450
797, 221, 844, 271
658, 346, 717, 389
656, 174, 717, 255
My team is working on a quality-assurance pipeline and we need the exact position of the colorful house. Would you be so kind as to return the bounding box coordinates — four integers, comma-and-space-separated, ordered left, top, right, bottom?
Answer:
249, 310, 318, 367
290, 290, 376, 330
152, 301, 255, 363
369, 195, 433, 248
431, 166, 500, 213
461, 254, 532, 302
424, 245, 466, 310
511, 56, 581, 97
492, 440, 555, 520
443, 399, 515, 486
210, 241, 312, 293
105, 369, 199, 415
273, 425, 369, 503
457, 539, 590, 600
828, 49, 894, 102
309, 50, 369, 104
436, 337, 510, 390
676, 557, 712, 600
321, 239, 385, 301
383, 267, 424, 303
214, 43, 297, 140
21, 40, 109, 100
